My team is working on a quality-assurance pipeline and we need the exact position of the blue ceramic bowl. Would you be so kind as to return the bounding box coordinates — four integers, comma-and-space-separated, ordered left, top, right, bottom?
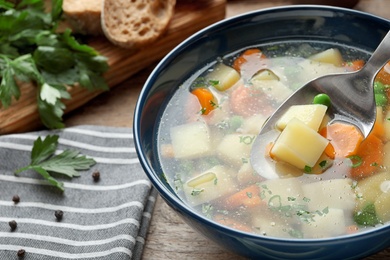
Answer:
134, 5, 390, 259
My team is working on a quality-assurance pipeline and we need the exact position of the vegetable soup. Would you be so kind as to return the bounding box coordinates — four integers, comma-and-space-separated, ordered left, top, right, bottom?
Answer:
157, 42, 390, 239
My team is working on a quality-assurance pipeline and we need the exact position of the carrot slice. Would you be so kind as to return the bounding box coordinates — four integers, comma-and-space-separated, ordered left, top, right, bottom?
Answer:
233, 48, 265, 72
371, 116, 385, 138
220, 184, 265, 210
191, 87, 217, 115
349, 133, 384, 179
230, 85, 273, 117
323, 142, 336, 160
346, 225, 359, 234
214, 214, 252, 233
343, 59, 365, 71
319, 123, 364, 158
376, 61, 390, 85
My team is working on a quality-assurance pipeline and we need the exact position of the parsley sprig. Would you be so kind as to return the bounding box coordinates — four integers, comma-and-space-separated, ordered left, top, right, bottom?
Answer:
15, 135, 96, 191
0, 0, 109, 129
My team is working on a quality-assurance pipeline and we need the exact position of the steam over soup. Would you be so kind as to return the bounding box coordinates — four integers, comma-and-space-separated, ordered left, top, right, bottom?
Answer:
157, 42, 390, 239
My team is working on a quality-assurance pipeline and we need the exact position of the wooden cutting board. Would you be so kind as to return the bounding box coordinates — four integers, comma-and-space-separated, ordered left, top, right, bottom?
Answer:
0, 0, 226, 134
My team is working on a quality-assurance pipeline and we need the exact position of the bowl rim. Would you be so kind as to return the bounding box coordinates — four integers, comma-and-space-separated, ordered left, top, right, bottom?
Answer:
134, 4, 390, 244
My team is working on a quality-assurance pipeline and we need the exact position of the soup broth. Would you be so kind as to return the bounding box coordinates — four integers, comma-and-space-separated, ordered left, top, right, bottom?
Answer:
157, 41, 390, 239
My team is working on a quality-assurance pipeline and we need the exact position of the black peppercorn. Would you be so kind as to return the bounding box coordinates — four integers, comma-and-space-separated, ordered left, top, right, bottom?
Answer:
92, 171, 100, 182
55, 210, 63, 221
12, 195, 20, 204
9, 220, 17, 231
17, 249, 25, 257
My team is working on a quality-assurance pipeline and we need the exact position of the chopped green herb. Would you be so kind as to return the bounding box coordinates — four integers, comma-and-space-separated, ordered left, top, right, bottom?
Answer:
319, 160, 327, 168
246, 192, 253, 198
304, 165, 312, 173
14, 135, 96, 191
239, 135, 255, 145
348, 155, 363, 168
208, 79, 219, 86
354, 203, 381, 226
191, 188, 204, 196
202, 204, 214, 219
0, 0, 109, 129
288, 197, 296, 201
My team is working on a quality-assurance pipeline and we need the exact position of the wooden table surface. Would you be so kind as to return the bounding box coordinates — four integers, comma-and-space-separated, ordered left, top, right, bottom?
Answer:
64, 1, 390, 259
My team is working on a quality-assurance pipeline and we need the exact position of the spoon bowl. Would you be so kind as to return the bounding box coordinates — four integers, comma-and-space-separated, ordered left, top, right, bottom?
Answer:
251, 30, 390, 179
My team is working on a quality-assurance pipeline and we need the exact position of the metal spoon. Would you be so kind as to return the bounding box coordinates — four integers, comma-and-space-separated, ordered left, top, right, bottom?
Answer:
250, 30, 390, 179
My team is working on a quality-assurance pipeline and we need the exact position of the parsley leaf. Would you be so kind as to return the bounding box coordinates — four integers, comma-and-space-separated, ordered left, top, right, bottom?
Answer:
15, 135, 96, 191
0, 0, 109, 129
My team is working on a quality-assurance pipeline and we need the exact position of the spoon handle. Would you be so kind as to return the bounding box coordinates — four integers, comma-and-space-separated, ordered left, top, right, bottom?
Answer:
361, 30, 390, 80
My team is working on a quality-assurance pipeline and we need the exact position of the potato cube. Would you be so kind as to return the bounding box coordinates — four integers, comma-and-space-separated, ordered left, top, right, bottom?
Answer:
298, 59, 345, 84
309, 48, 343, 66
252, 212, 294, 238
356, 171, 390, 210
301, 208, 346, 238
240, 114, 268, 135
183, 165, 236, 206
207, 63, 240, 91
375, 187, 390, 222
302, 178, 356, 211
259, 178, 304, 208
170, 121, 212, 159
251, 78, 293, 103
217, 134, 256, 166
271, 118, 329, 169
276, 104, 328, 131
252, 69, 280, 81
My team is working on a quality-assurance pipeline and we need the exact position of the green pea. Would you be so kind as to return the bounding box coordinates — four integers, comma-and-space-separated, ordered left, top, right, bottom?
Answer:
313, 93, 331, 107
374, 81, 386, 94
375, 93, 387, 106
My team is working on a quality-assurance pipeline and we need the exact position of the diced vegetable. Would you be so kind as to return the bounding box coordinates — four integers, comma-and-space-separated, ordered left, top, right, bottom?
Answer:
302, 208, 346, 238
344, 59, 365, 71
214, 214, 252, 233
233, 48, 266, 73
182, 165, 236, 206
308, 48, 343, 66
191, 87, 218, 115
375, 187, 390, 222
216, 134, 255, 166
240, 114, 268, 135
349, 133, 384, 179
236, 162, 263, 185
355, 171, 390, 212
302, 178, 356, 211
319, 122, 364, 158
376, 61, 390, 85
275, 104, 327, 131
271, 118, 329, 169
252, 69, 279, 80
250, 71, 293, 103
259, 178, 304, 208
230, 84, 274, 117
313, 93, 331, 107
252, 213, 294, 238
220, 184, 264, 210
207, 63, 241, 91
298, 59, 346, 83
170, 121, 212, 159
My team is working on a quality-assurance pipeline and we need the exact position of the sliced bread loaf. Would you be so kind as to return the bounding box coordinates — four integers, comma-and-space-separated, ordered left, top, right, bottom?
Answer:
101, 0, 176, 48
62, 0, 103, 35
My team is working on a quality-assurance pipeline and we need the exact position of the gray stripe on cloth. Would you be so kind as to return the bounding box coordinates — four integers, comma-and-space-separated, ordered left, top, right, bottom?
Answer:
0, 125, 156, 259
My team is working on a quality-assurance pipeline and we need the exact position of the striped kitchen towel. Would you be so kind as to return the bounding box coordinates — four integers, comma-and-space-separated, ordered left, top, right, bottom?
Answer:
0, 125, 157, 259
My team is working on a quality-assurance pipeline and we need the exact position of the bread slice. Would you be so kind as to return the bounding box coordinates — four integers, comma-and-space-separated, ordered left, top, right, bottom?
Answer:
101, 0, 176, 49
62, 0, 103, 35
